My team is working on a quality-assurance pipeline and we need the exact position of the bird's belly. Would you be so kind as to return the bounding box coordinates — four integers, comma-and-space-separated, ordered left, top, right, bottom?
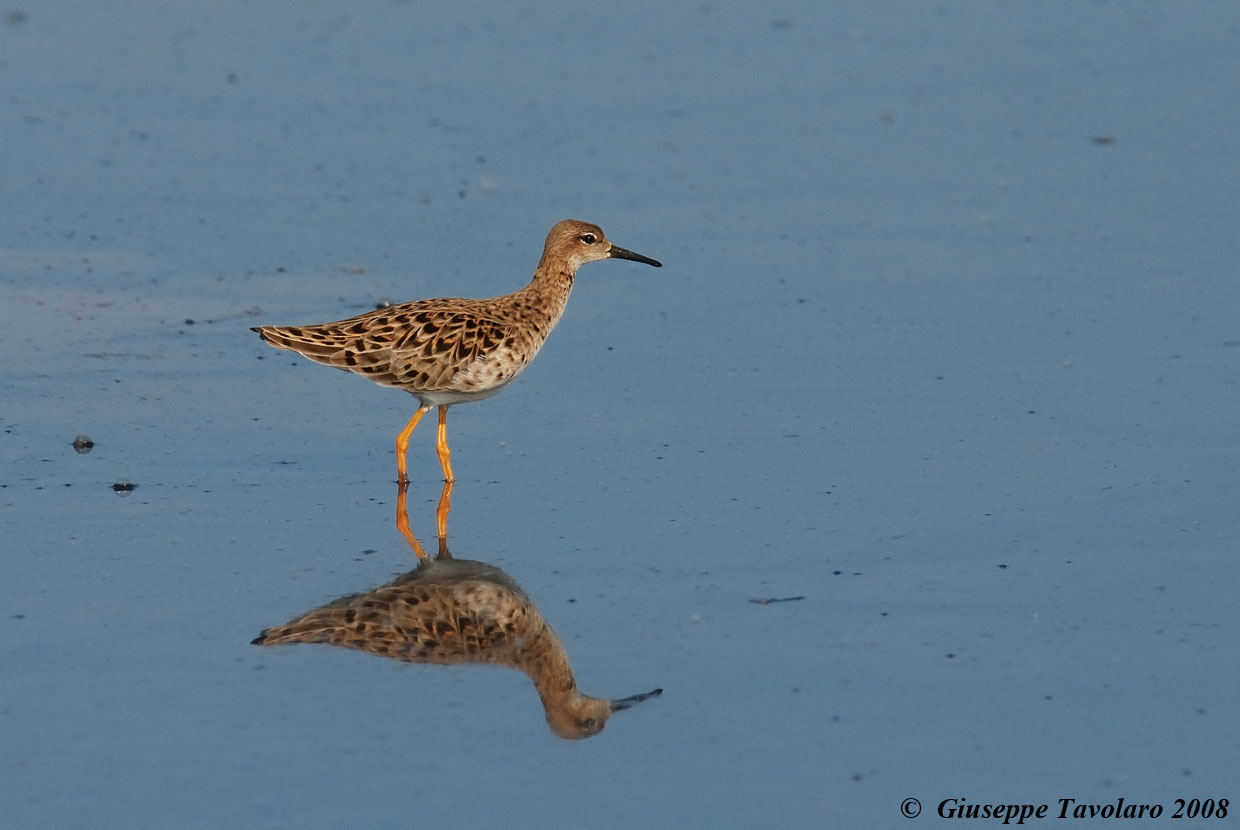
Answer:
399, 339, 545, 407
413, 380, 514, 408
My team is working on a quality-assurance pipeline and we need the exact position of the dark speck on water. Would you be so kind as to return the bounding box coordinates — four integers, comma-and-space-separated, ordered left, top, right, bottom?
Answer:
112, 481, 136, 492
72, 435, 95, 453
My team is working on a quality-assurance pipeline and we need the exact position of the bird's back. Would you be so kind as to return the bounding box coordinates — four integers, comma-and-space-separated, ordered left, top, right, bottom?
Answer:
252, 560, 543, 667
252, 295, 549, 399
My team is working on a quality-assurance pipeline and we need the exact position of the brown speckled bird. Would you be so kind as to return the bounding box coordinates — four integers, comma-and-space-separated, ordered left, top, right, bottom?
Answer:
252, 557, 662, 739
252, 219, 662, 483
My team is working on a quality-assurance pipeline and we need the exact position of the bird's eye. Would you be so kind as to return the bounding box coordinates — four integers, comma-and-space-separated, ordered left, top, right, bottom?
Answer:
579, 233, 597, 245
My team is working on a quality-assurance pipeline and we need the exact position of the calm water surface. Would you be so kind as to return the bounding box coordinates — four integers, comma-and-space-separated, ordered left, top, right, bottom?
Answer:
2, 2, 1238, 827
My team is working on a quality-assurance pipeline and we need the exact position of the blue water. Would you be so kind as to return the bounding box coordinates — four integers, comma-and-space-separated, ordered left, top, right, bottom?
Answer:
3, 2, 1238, 827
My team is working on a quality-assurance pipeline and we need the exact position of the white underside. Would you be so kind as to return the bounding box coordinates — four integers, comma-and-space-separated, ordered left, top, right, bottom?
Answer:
411, 376, 518, 408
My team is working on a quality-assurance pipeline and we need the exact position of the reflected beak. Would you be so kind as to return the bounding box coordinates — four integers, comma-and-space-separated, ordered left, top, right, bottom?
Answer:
610, 688, 663, 711
608, 245, 662, 268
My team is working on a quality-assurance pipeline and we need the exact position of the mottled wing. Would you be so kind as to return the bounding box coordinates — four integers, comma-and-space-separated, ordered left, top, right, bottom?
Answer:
252, 579, 533, 666
253, 299, 514, 392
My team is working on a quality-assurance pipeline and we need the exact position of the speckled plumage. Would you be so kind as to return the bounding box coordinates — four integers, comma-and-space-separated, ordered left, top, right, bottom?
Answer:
253, 557, 661, 739
252, 219, 661, 483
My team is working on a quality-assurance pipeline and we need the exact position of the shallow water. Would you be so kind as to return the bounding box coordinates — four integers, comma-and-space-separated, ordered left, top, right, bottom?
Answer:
3, 2, 1239, 827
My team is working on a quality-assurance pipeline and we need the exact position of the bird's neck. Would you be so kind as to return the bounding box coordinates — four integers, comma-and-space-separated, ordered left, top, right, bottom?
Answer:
510, 617, 581, 707
512, 266, 576, 330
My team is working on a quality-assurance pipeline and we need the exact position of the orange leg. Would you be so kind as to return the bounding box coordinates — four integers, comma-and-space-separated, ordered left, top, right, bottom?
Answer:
435, 405, 455, 483
396, 405, 431, 484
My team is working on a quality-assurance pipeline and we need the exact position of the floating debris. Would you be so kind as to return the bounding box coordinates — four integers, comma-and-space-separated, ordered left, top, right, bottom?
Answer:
72, 435, 95, 453
112, 480, 136, 492
749, 596, 806, 606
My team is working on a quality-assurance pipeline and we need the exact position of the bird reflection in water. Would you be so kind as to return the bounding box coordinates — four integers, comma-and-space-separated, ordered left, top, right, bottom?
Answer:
253, 482, 661, 739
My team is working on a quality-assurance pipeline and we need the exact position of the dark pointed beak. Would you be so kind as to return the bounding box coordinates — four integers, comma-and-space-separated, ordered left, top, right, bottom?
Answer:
610, 688, 663, 711
608, 245, 662, 268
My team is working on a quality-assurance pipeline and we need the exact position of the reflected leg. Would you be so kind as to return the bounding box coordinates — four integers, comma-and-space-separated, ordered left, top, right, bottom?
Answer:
395, 481, 429, 559
435, 480, 453, 549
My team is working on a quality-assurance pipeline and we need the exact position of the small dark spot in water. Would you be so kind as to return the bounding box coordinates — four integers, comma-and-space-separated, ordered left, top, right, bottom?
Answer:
226, 71, 238, 84
72, 435, 95, 453
1091, 135, 1117, 145
946, 652, 956, 659
7, 8, 28, 26
998, 563, 1008, 569
749, 596, 805, 605
12, 613, 25, 619
832, 570, 842, 576
184, 318, 195, 325
112, 480, 136, 492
